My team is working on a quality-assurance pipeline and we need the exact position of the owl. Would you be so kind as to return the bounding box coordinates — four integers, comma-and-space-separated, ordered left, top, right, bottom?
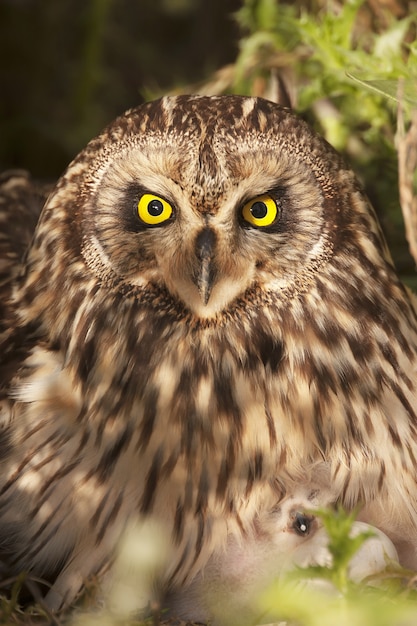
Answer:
1, 95, 417, 618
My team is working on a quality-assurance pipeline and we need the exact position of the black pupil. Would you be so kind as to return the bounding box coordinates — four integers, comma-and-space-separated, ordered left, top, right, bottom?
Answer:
251, 201, 268, 219
148, 199, 164, 216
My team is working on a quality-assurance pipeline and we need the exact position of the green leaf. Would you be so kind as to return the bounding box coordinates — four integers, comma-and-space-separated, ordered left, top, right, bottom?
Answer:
346, 73, 417, 105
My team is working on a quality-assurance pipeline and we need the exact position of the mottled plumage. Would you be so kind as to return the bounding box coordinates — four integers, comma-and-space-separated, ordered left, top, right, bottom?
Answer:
1, 95, 417, 615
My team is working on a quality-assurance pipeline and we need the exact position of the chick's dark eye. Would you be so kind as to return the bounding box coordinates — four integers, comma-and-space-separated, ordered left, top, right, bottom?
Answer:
292, 512, 313, 536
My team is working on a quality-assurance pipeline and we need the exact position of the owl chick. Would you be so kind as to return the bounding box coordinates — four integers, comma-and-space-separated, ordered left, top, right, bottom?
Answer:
0, 95, 417, 616
166, 485, 398, 625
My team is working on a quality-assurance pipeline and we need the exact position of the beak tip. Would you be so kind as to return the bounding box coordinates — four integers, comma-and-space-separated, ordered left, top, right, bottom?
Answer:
194, 227, 217, 306
197, 277, 212, 306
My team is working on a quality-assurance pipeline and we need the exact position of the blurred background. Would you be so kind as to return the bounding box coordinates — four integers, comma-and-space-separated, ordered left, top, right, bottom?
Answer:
0, 0, 241, 178
0, 0, 416, 276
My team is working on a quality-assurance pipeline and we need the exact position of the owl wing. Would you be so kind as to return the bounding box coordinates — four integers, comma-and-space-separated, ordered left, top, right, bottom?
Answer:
0, 171, 53, 402
0, 170, 51, 292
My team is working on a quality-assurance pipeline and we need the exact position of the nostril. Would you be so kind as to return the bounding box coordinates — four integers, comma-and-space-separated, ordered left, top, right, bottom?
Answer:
195, 227, 217, 261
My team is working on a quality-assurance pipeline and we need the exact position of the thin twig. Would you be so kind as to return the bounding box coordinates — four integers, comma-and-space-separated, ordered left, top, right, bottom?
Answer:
397, 79, 417, 267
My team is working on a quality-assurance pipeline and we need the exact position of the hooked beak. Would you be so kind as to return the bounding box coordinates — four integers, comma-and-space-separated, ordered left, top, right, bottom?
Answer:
194, 228, 217, 305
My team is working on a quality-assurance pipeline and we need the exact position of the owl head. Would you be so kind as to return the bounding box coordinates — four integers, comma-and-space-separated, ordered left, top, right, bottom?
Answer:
22, 95, 403, 340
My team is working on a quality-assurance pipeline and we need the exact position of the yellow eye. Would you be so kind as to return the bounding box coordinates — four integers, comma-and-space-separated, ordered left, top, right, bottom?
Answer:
241, 194, 278, 228
137, 193, 173, 226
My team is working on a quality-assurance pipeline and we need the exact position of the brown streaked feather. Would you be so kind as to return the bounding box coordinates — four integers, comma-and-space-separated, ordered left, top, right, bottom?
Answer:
0, 171, 53, 404
0, 170, 52, 289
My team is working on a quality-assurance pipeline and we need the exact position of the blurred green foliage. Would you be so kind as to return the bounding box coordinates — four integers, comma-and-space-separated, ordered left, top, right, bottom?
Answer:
257, 507, 417, 626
